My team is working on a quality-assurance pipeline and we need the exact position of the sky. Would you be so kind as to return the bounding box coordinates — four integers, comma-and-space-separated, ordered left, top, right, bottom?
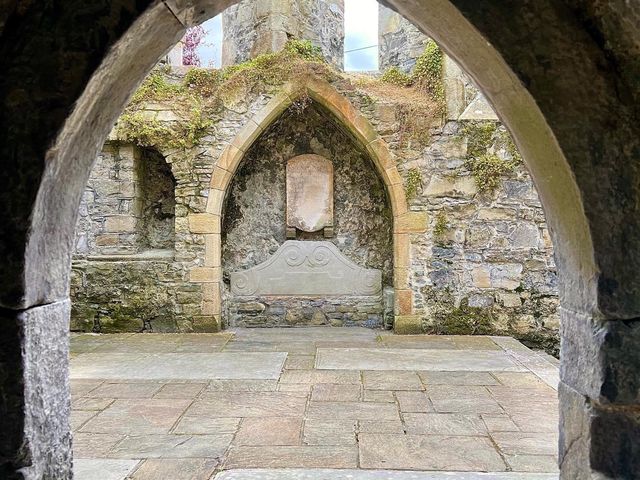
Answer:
194, 0, 379, 71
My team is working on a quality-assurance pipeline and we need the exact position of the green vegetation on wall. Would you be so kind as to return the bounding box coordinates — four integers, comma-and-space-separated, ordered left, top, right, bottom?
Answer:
404, 167, 423, 199
380, 67, 412, 87
117, 40, 334, 151
461, 122, 522, 193
433, 211, 449, 244
412, 39, 445, 110
379, 39, 445, 115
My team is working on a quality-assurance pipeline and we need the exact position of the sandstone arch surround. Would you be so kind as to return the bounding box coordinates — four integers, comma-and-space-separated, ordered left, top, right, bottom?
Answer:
187, 78, 419, 328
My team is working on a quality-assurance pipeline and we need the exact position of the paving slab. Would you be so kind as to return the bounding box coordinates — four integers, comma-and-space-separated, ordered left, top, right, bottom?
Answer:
234, 417, 303, 445
108, 434, 233, 458
306, 401, 400, 421
71, 352, 286, 380
79, 399, 191, 434
129, 458, 219, 479
505, 455, 559, 473
359, 433, 507, 471
154, 382, 206, 398
71, 410, 99, 431
214, 470, 558, 480
87, 382, 163, 398
316, 348, 527, 372
428, 386, 503, 414
363, 371, 423, 391
72, 433, 125, 458
188, 392, 307, 418
223, 445, 359, 469
490, 432, 559, 456
403, 413, 487, 436
395, 391, 432, 412
358, 419, 405, 434
419, 371, 499, 386
303, 419, 357, 445
73, 459, 139, 480
173, 416, 241, 435
311, 383, 361, 402
279, 369, 361, 384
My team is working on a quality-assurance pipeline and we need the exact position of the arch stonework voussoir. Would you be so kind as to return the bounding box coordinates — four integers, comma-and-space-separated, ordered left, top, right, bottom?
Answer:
188, 78, 421, 329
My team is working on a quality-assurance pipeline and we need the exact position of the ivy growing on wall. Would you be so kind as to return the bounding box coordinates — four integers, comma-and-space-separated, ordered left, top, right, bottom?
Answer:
461, 122, 522, 194
412, 39, 445, 111
379, 39, 445, 115
117, 40, 335, 151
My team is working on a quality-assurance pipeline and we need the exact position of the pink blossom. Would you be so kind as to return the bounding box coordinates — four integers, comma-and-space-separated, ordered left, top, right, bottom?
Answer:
183, 25, 206, 66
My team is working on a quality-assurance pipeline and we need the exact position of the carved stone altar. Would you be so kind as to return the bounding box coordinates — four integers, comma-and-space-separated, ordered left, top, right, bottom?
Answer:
230, 241, 382, 296
286, 154, 334, 235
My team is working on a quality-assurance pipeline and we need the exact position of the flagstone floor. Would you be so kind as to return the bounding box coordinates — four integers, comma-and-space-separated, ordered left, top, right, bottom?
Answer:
70, 328, 560, 480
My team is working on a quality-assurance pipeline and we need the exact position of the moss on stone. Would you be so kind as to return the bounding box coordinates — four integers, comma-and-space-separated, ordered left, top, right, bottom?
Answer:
404, 167, 423, 199
433, 211, 449, 244
380, 67, 412, 87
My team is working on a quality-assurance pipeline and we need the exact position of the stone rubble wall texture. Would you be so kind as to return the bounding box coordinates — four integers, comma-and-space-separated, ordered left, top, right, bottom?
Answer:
71, 67, 559, 352
222, 0, 344, 68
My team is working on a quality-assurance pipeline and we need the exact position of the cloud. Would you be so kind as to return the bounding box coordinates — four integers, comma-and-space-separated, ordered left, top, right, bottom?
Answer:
344, 0, 379, 71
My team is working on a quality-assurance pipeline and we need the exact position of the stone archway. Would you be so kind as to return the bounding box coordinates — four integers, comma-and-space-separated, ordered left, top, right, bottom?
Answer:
185, 78, 420, 328
2, 1, 640, 478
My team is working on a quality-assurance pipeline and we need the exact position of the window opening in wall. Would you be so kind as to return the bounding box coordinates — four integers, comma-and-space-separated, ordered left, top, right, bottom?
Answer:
344, 0, 378, 71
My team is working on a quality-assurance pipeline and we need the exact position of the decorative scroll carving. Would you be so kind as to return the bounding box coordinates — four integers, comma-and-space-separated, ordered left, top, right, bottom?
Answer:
286, 154, 334, 233
230, 241, 382, 296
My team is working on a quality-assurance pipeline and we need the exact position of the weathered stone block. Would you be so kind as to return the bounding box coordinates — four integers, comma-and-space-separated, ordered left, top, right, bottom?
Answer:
559, 382, 640, 479
189, 267, 222, 283
394, 315, 423, 334
104, 215, 137, 233
95, 234, 120, 246
561, 310, 640, 404
396, 211, 428, 234
188, 214, 221, 234
396, 289, 413, 315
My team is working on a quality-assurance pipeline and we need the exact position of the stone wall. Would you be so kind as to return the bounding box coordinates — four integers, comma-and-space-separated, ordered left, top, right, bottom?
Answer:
378, 5, 488, 121
70, 60, 559, 351
71, 138, 208, 333
222, 0, 344, 68
378, 4, 428, 74
222, 102, 393, 327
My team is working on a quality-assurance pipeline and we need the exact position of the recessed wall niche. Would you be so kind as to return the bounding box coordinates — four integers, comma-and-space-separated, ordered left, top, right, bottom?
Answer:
222, 101, 394, 327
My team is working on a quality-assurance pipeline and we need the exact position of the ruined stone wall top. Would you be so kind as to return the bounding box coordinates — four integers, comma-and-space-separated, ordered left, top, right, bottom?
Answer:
222, 0, 344, 68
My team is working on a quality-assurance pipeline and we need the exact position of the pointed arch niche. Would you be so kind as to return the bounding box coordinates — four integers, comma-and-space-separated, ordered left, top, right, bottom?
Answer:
187, 78, 427, 330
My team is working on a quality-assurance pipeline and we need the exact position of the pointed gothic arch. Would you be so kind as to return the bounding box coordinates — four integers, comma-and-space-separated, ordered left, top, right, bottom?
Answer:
186, 77, 422, 327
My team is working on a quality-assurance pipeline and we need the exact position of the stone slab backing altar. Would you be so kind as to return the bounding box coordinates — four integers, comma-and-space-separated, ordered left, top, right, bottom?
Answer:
228, 241, 383, 327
